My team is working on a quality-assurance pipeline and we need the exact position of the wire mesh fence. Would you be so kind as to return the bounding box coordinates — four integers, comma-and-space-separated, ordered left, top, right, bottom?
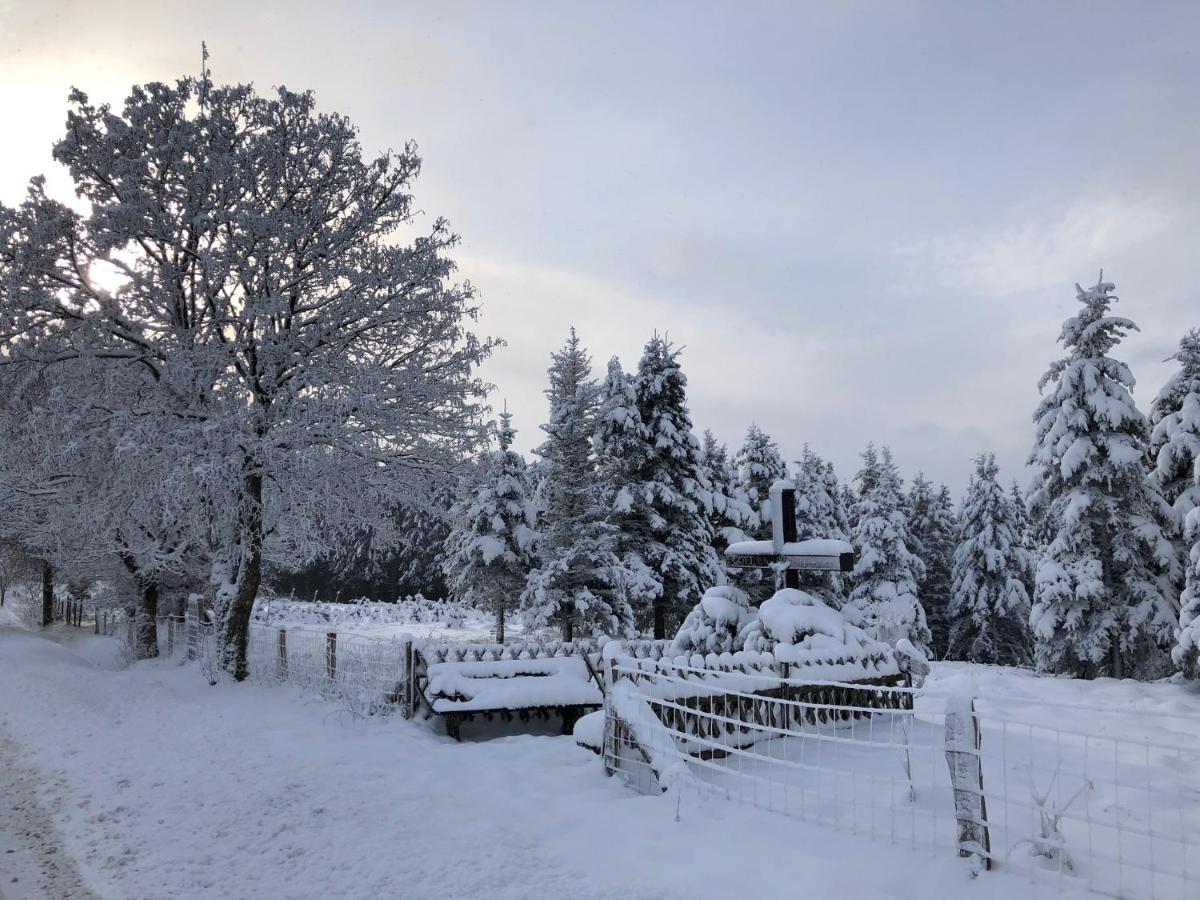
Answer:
245, 625, 409, 716
603, 655, 1200, 900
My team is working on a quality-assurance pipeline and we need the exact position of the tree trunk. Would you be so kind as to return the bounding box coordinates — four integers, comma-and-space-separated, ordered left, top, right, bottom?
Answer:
40, 561, 53, 627
221, 472, 263, 681
496, 605, 505, 644
119, 551, 160, 659
653, 601, 666, 640
562, 618, 573, 642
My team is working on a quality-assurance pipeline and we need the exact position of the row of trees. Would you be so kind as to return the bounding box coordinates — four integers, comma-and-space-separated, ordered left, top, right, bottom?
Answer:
442, 278, 1200, 683
0, 74, 494, 676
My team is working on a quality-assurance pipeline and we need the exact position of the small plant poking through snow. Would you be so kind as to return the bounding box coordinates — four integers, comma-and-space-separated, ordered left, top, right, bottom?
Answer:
1010, 767, 1093, 870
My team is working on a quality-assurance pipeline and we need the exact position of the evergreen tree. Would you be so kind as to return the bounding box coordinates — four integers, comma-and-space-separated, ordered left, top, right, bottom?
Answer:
701, 430, 754, 557
1009, 480, 1037, 599
792, 446, 849, 605
595, 338, 721, 636
948, 453, 1033, 666
845, 445, 931, 650
907, 474, 957, 659
1150, 329, 1200, 675
1028, 276, 1176, 679
442, 410, 537, 642
734, 424, 787, 539
521, 330, 633, 639
593, 356, 660, 621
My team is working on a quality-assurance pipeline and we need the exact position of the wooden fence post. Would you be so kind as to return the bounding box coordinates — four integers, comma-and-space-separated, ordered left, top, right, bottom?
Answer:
277, 629, 288, 680
402, 638, 414, 719
944, 694, 992, 871
326, 631, 337, 681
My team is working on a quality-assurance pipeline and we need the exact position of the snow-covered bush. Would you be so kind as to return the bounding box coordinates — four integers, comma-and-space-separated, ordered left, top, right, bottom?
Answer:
670, 585, 754, 656
739, 587, 892, 670
253, 595, 483, 629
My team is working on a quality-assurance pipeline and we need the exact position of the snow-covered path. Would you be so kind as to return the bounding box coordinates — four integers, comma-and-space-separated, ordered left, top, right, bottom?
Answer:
0, 627, 1088, 899
0, 729, 99, 900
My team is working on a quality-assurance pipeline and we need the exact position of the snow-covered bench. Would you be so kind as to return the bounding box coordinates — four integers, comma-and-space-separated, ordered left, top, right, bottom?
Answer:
425, 657, 604, 741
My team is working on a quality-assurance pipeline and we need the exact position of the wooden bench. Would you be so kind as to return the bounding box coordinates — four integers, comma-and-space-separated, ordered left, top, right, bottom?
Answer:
423, 656, 604, 741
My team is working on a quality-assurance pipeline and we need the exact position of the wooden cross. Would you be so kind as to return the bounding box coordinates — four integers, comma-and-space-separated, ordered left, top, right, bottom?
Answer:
724, 480, 856, 588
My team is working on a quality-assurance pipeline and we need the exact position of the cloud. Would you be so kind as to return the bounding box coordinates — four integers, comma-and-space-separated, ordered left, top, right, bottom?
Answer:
896, 192, 1186, 300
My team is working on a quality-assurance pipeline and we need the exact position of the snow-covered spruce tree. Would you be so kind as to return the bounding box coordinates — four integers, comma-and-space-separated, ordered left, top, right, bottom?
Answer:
1028, 276, 1177, 679
0, 76, 493, 678
948, 453, 1033, 665
593, 356, 662, 625
670, 584, 754, 656
1150, 329, 1200, 675
790, 446, 849, 604
1009, 480, 1038, 598
701, 430, 755, 558
734, 424, 787, 539
521, 330, 633, 640
906, 474, 957, 659
442, 411, 536, 642
634, 337, 722, 637
845, 445, 931, 650
595, 339, 721, 637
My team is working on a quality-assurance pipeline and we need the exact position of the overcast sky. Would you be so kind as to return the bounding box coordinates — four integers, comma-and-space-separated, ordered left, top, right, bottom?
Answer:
2, 1, 1198, 494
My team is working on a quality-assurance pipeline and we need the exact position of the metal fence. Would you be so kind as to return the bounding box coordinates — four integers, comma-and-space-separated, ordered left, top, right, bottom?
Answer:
245, 625, 410, 715
603, 655, 1200, 900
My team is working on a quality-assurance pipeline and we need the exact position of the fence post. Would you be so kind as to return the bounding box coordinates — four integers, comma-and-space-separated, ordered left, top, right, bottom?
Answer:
167, 617, 175, 655
402, 638, 414, 719
944, 694, 992, 871
277, 629, 288, 680
326, 631, 337, 681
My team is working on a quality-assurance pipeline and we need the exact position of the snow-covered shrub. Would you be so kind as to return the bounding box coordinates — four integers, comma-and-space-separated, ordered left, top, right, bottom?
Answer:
670, 585, 754, 656
739, 587, 891, 672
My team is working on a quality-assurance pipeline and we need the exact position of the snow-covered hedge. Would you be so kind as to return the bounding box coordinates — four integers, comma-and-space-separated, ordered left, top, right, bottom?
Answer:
253, 595, 482, 628
670, 586, 899, 680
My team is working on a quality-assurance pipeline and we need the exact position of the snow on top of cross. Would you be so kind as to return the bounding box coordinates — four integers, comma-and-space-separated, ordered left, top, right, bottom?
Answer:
724, 538, 853, 557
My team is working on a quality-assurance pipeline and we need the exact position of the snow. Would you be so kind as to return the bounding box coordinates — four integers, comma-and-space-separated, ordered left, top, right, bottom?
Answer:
725, 538, 853, 557
427, 657, 603, 712
0, 627, 1116, 900
572, 709, 605, 751
757, 587, 847, 643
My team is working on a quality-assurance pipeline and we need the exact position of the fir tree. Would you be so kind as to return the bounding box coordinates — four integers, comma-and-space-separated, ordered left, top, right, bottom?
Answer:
442, 410, 537, 642
792, 446, 849, 605
1009, 480, 1037, 600
734, 424, 787, 539
907, 474, 957, 659
845, 445, 931, 650
1150, 329, 1200, 675
595, 338, 721, 637
949, 453, 1033, 666
1028, 276, 1176, 679
521, 330, 633, 639
593, 356, 660, 621
701, 430, 754, 557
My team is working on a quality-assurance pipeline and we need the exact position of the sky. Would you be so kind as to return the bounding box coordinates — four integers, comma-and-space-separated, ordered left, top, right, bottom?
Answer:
2, 1, 1198, 495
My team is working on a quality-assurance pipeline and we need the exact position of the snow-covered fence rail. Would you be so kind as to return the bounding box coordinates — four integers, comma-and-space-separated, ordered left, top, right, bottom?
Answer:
604, 659, 1200, 900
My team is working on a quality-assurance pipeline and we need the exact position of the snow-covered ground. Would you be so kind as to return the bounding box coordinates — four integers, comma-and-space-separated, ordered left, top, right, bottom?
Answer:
1, 622, 1191, 899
